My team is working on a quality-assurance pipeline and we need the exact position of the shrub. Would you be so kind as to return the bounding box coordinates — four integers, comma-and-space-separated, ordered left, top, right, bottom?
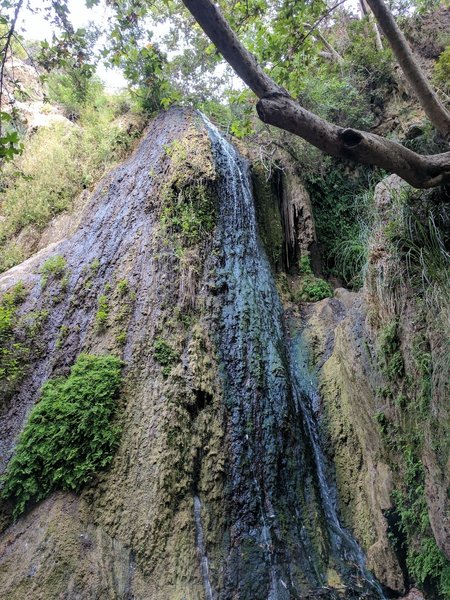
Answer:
2, 354, 123, 517
40, 255, 67, 288
298, 255, 313, 275
304, 158, 376, 286
392, 447, 450, 598
298, 277, 333, 302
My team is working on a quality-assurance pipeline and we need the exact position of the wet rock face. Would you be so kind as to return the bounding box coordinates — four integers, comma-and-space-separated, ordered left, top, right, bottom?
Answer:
0, 108, 385, 599
301, 290, 405, 595
0, 107, 223, 598
302, 176, 450, 600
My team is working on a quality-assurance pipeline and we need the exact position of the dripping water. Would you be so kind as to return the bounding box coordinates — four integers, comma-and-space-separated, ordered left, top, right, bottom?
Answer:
201, 113, 386, 599
193, 495, 214, 600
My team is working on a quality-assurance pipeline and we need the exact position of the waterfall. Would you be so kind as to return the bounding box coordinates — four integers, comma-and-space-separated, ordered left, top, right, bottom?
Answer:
201, 114, 386, 600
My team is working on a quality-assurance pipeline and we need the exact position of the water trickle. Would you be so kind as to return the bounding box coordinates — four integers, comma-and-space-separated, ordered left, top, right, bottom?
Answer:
202, 114, 386, 599
194, 495, 214, 600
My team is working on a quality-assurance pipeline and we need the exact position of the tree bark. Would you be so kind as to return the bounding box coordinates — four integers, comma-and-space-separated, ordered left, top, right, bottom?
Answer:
365, 0, 450, 138
359, 0, 384, 52
182, 0, 450, 189
313, 30, 344, 65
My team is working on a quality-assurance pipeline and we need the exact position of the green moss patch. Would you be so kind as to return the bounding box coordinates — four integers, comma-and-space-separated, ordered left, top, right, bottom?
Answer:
0, 282, 48, 399
153, 337, 180, 377
2, 354, 123, 518
160, 127, 217, 251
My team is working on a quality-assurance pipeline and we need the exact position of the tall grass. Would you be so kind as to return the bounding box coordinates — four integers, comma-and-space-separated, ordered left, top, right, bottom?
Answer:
331, 187, 378, 289
0, 84, 143, 272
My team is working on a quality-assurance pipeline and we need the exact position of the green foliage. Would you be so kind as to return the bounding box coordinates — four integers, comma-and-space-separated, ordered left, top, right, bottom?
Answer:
103, 1, 179, 114
434, 45, 450, 93
161, 137, 216, 249
296, 66, 375, 130
0, 282, 28, 391
153, 337, 179, 377
294, 275, 333, 303
161, 182, 215, 246
0, 112, 23, 163
299, 278, 333, 302
378, 319, 404, 380
116, 329, 127, 346
116, 279, 129, 297
344, 18, 395, 100
408, 538, 450, 594
293, 256, 333, 302
391, 446, 450, 598
1, 354, 123, 518
0, 73, 143, 270
375, 411, 389, 435
55, 324, 70, 349
391, 193, 450, 296
40, 255, 67, 288
304, 159, 377, 286
95, 294, 110, 332
0, 282, 47, 398
298, 255, 313, 275
46, 71, 104, 120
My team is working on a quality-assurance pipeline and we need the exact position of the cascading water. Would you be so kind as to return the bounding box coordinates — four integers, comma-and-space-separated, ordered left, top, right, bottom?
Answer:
202, 114, 386, 600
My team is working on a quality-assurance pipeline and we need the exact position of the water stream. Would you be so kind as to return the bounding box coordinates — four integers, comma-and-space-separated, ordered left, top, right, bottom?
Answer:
202, 114, 386, 599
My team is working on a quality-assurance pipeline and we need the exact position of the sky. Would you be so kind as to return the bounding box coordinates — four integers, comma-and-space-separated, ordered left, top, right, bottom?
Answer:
16, 0, 361, 93
17, 0, 128, 90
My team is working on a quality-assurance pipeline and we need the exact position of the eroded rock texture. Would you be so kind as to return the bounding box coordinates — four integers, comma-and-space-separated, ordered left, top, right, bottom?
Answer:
0, 109, 447, 600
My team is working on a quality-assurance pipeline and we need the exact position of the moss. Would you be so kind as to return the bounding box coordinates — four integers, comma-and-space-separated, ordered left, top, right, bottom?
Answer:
391, 445, 450, 598
1, 354, 123, 518
90, 258, 101, 272
40, 255, 67, 288
0, 283, 28, 390
252, 165, 283, 268
160, 126, 217, 250
378, 319, 404, 380
153, 337, 180, 377
0, 283, 48, 398
55, 325, 70, 349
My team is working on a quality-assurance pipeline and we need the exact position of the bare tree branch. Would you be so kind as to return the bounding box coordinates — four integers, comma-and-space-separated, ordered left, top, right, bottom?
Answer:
182, 0, 450, 189
359, 0, 383, 51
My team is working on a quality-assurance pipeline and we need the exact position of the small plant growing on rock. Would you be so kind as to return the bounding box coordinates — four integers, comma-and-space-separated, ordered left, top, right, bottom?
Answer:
95, 294, 110, 332
40, 255, 67, 288
116, 279, 129, 297
1, 354, 123, 518
153, 337, 180, 377
298, 255, 313, 275
293, 256, 333, 302
378, 319, 404, 380
116, 329, 127, 346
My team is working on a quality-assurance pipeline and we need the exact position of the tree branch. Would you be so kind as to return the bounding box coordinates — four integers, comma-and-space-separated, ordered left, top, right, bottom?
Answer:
182, 0, 450, 189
